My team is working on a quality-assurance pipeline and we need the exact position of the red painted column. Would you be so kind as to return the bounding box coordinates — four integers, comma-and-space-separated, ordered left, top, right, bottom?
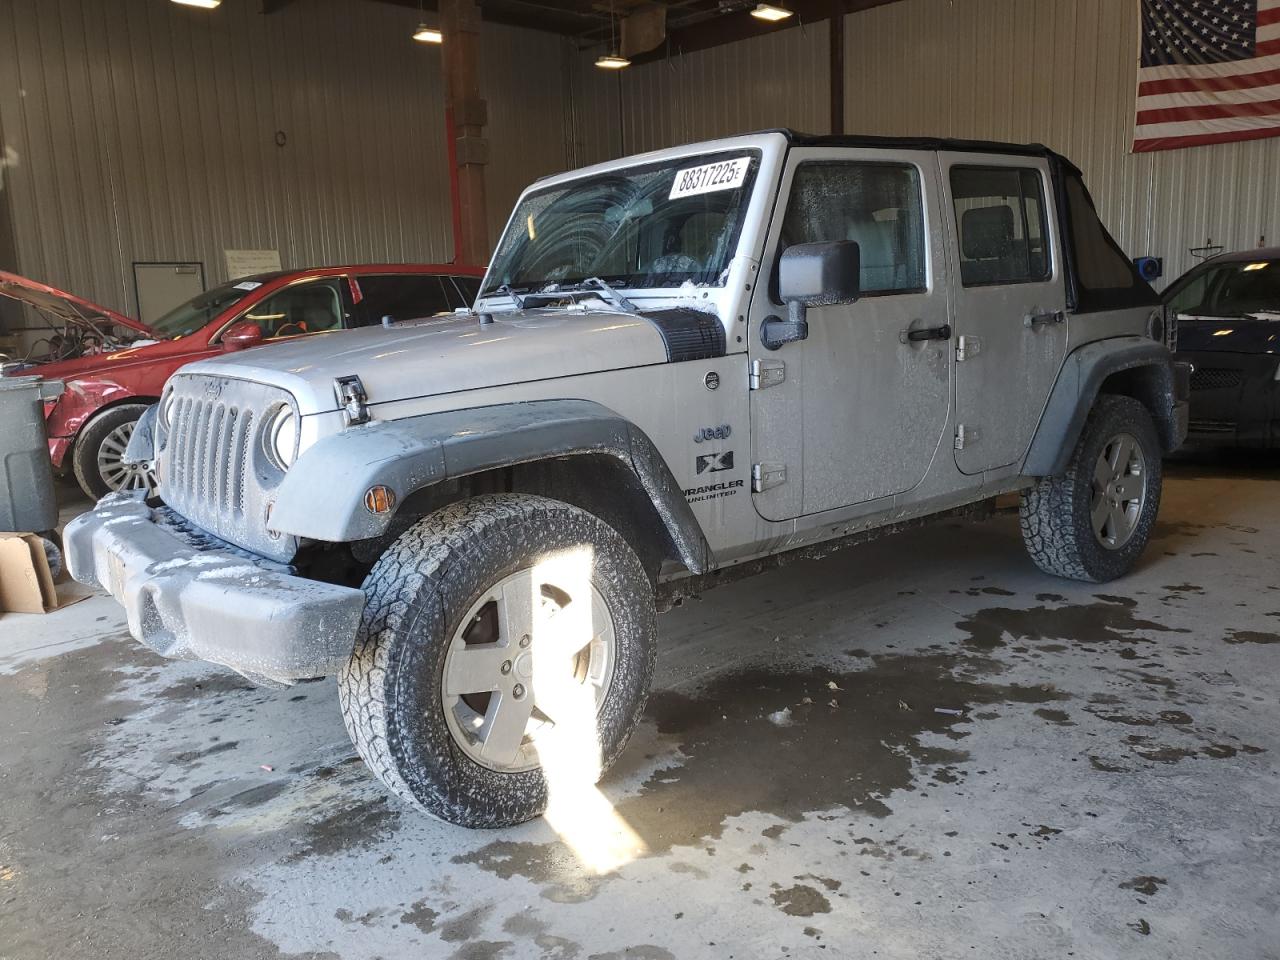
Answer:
440, 0, 490, 268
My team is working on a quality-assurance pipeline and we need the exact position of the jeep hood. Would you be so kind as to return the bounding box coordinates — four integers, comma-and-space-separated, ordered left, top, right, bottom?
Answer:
180, 309, 682, 415
0, 270, 153, 338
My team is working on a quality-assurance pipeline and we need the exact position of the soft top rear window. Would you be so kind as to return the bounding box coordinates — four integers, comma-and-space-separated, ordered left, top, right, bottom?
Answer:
1062, 174, 1159, 313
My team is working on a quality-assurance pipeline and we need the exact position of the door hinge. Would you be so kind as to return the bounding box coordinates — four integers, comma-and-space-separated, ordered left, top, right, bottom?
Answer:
956, 335, 981, 362
750, 358, 786, 390
752, 462, 787, 492
954, 424, 980, 450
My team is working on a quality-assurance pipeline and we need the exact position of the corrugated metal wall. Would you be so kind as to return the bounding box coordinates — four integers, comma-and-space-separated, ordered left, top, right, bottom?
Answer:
564, 0, 1279, 285
4, 0, 1276, 326
567, 22, 831, 167
842, 0, 1280, 283
0, 0, 568, 322
481, 25, 576, 243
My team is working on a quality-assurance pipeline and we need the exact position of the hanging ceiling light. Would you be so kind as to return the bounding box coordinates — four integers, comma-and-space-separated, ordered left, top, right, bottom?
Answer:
595, 0, 630, 70
171, 0, 222, 8
411, 0, 442, 44
750, 3, 793, 21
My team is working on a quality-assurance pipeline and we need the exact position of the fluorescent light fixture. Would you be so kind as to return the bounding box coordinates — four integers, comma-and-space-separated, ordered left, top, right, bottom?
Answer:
751, 3, 793, 21
172, 0, 222, 7
1243, 261, 1270, 271
413, 22, 443, 43
595, 53, 631, 69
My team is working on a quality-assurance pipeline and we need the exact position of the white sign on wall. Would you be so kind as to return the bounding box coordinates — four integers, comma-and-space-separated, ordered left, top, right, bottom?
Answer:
224, 249, 282, 280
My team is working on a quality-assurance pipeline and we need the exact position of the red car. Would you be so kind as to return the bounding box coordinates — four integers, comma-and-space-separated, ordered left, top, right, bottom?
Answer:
1, 264, 482, 498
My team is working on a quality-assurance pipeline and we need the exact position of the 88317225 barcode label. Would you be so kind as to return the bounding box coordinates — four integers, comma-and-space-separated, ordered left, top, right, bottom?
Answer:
668, 157, 751, 199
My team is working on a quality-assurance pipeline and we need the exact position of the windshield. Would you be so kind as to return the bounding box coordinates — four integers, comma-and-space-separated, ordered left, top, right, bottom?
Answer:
481, 151, 761, 299
146, 273, 288, 339
1165, 259, 1280, 318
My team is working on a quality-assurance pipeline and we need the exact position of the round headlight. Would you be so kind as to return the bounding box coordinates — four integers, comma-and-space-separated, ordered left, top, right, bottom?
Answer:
1147, 309, 1166, 344
267, 406, 298, 469
158, 391, 175, 428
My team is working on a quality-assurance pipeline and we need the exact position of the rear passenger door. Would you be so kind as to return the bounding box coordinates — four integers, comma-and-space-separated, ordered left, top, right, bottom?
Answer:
942, 154, 1067, 475
352, 274, 456, 326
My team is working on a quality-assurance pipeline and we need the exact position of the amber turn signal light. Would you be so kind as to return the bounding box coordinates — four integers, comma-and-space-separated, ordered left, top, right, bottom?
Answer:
364, 485, 397, 515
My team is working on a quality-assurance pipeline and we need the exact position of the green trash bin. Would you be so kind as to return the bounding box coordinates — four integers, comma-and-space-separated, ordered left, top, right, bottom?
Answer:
0, 375, 63, 533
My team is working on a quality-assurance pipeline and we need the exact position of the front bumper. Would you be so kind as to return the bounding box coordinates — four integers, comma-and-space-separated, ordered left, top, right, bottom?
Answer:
65, 494, 365, 685
1177, 351, 1280, 447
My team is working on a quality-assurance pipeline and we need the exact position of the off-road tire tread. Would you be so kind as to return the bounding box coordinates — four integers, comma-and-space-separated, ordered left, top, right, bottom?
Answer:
1019, 394, 1162, 583
338, 493, 656, 827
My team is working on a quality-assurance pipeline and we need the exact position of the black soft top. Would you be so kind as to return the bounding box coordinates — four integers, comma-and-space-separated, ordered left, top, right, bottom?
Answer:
776, 129, 1084, 175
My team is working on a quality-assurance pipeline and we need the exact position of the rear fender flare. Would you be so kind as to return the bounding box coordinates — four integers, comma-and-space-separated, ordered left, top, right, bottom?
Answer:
1023, 336, 1180, 477
268, 399, 712, 574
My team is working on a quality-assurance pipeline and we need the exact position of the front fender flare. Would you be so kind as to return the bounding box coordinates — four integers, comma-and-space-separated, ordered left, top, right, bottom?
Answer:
269, 399, 712, 574
1023, 336, 1179, 477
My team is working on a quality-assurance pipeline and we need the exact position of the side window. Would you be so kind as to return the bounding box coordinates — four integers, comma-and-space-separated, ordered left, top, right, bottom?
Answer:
241, 279, 344, 338
951, 166, 1049, 287
779, 161, 926, 296
354, 275, 452, 326
1063, 176, 1138, 293
1167, 268, 1212, 315
1213, 261, 1280, 315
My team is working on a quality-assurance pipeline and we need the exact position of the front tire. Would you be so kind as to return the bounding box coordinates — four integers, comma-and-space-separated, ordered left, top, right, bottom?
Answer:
1019, 394, 1163, 582
72, 403, 157, 500
339, 494, 657, 827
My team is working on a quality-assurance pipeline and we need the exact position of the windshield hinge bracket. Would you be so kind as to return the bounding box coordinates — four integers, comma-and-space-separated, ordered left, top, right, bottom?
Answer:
334, 375, 370, 426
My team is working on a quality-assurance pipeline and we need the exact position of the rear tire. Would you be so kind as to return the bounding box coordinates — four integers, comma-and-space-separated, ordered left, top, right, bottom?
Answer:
72, 403, 156, 500
338, 494, 657, 827
1020, 394, 1163, 582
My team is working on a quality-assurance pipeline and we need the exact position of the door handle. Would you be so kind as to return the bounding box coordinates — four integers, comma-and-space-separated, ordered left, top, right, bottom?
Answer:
1024, 310, 1064, 329
902, 323, 952, 343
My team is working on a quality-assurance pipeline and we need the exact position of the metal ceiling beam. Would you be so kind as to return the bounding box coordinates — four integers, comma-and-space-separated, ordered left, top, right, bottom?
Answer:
364, 0, 606, 35
625, 0, 904, 62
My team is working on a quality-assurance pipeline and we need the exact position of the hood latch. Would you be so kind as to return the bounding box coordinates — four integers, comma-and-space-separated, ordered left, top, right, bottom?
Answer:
334, 375, 370, 426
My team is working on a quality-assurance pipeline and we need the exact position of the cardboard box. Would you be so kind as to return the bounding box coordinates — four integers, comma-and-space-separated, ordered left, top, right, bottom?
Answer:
0, 532, 82, 614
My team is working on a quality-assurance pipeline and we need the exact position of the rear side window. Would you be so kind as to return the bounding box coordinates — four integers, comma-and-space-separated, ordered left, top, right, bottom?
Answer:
355, 275, 453, 325
1064, 176, 1139, 292
951, 166, 1049, 286
778, 161, 926, 296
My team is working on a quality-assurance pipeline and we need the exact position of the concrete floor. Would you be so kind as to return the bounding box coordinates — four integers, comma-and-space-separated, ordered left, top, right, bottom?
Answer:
2, 457, 1278, 960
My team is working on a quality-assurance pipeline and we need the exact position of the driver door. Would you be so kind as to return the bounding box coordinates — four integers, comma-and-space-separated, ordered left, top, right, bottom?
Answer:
749, 148, 953, 522
239, 278, 351, 339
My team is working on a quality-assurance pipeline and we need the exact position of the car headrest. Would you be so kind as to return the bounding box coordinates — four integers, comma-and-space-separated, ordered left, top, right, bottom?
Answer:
962, 205, 1015, 260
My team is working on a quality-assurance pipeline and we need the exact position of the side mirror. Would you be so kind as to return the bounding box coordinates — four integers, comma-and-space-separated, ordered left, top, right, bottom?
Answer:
222, 321, 265, 352
763, 241, 861, 350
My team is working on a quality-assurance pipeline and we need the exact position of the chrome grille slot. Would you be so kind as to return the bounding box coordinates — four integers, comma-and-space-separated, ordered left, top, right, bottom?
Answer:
158, 374, 298, 562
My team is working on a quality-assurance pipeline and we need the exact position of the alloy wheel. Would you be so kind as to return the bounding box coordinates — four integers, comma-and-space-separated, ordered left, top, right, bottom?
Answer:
1090, 431, 1147, 550
96, 420, 157, 495
441, 567, 616, 773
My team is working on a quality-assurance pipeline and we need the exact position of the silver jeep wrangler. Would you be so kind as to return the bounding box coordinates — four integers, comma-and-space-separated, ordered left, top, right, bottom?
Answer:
66, 130, 1190, 827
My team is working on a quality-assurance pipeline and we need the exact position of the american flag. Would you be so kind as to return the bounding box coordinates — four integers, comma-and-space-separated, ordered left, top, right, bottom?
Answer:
1134, 0, 1280, 152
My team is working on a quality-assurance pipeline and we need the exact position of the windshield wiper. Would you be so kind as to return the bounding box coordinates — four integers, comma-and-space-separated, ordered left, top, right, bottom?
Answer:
493, 283, 526, 309
573, 277, 637, 313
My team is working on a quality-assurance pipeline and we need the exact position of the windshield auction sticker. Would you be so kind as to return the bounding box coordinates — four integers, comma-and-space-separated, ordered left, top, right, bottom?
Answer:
669, 157, 751, 199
